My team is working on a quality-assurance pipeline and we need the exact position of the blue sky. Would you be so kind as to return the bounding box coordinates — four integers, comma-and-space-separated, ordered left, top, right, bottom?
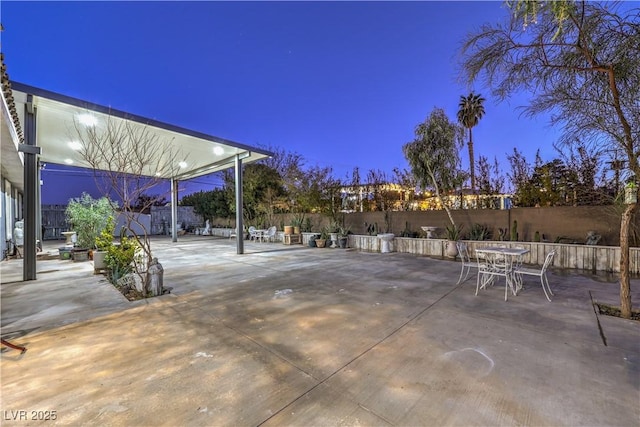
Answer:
2, 1, 561, 204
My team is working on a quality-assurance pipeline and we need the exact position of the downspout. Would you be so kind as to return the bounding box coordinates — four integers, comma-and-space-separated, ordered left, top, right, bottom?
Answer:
235, 154, 244, 255
171, 178, 178, 243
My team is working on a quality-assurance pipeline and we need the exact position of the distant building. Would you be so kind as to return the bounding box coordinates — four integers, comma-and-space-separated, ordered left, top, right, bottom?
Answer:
339, 182, 512, 212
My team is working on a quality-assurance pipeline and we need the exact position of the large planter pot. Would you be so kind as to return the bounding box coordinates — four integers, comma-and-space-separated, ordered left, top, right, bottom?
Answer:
284, 226, 294, 235
294, 226, 301, 234
93, 250, 108, 272
445, 240, 458, 259
58, 246, 72, 260
338, 237, 348, 249
72, 248, 90, 262
315, 239, 327, 248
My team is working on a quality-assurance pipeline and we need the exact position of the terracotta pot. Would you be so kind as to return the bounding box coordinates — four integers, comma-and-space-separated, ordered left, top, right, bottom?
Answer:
284, 226, 294, 235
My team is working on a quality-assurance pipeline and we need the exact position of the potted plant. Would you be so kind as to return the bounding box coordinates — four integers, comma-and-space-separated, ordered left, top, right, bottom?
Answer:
338, 225, 350, 249
291, 214, 304, 235
315, 228, 329, 248
445, 224, 463, 258
94, 216, 115, 274
65, 193, 114, 262
106, 227, 140, 286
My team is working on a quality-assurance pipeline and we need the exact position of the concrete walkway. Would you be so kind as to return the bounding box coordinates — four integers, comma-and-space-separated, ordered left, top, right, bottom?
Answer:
1, 236, 639, 426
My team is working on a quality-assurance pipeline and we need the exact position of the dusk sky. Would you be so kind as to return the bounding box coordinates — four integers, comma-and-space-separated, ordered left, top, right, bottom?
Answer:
2, 1, 564, 204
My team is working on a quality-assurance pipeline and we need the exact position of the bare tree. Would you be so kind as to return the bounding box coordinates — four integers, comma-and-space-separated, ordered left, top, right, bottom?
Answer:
73, 114, 183, 295
461, 1, 639, 317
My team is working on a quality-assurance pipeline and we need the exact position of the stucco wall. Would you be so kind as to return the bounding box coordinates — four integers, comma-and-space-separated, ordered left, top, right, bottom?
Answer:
340, 206, 637, 246
197, 206, 639, 247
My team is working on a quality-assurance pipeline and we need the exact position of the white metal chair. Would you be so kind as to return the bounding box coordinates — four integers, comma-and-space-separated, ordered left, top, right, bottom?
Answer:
229, 227, 237, 240
514, 250, 556, 302
248, 226, 257, 241
264, 226, 277, 242
456, 242, 486, 285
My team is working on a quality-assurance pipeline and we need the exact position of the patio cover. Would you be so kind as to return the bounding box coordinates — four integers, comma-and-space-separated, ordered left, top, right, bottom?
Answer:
11, 82, 272, 280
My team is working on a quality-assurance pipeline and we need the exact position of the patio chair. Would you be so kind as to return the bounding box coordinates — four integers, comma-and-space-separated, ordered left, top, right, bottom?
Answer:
456, 242, 486, 285
264, 226, 277, 242
514, 250, 555, 302
248, 226, 257, 241
229, 228, 237, 240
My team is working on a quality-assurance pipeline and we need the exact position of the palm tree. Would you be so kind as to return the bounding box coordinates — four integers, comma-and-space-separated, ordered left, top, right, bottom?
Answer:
457, 92, 486, 194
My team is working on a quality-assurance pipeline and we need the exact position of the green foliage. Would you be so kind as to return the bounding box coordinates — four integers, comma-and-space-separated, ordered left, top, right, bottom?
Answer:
320, 227, 330, 240
327, 220, 340, 234
468, 223, 491, 241
399, 222, 417, 238
511, 220, 518, 241
180, 188, 231, 220
290, 213, 304, 227
534, 231, 541, 242
403, 108, 465, 194
65, 193, 115, 249
95, 216, 115, 251
445, 224, 463, 241
457, 92, 486, 193
338, 224, 351, 237
364, 222, 378, 236
106, 235, 139, 285
403, 108, 465, 228
223, 163, 286, 224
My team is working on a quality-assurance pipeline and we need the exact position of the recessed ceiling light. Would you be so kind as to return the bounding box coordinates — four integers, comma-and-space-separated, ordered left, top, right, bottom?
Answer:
68, 141, 82, 151
78, 113, 97, 127
179, 161, 187, 168
64, 158, 74, 164
213, 146, 224, 156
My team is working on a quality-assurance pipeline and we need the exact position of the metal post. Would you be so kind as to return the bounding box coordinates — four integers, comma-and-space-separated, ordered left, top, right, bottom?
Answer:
171, 178, 178, 243
23, 95, 38, 281
235, 154, 244, 254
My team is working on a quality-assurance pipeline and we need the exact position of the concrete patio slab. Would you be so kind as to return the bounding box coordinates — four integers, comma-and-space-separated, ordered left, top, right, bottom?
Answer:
1, 236, 639, 426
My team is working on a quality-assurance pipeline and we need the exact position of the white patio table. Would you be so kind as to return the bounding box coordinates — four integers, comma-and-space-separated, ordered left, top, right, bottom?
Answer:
253, 229, 267, 242
475, 246, 529, 301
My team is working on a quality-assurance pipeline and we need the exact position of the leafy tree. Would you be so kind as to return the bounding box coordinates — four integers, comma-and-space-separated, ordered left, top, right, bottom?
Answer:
180, 188, 231, 220
293, 165, 341, 218
403, 108, 465, 227
461, 1, 639, 317
477, 155, 505, 208
392, 167, 419, 211
133, 194, 167, 213
457, 92, 486, 194
65, 193, 115, 249
223, 163, 285, 226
